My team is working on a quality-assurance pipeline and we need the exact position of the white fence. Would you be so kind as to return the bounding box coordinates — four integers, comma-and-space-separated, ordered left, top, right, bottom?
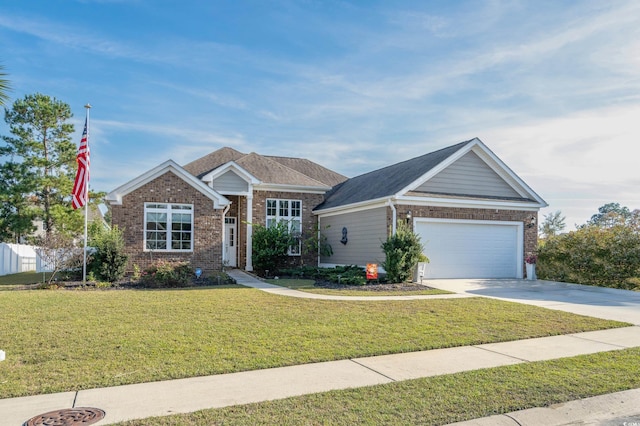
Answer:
0, 243, 38, 276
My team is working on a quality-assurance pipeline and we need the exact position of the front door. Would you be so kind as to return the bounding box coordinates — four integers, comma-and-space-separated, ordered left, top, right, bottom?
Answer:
224, 217, 237, 267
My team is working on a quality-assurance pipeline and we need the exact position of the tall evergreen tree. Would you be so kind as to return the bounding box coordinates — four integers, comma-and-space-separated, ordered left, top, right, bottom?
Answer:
1, 93, 79, 238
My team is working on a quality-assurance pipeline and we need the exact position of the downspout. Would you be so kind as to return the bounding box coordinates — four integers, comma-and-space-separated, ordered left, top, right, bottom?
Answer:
387, 198, 397, 235
317, 215, 321, 267
245, 191, 253, 272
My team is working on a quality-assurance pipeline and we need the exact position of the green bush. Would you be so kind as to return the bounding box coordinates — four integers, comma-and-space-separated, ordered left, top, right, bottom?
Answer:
88, 225, 128, 283
252, 222, 295, 276
324, 265, 366, 285
279, 265, 366, 285
538, 224, 640, 288
381, 221, 426, 283
140, 260, 193, 288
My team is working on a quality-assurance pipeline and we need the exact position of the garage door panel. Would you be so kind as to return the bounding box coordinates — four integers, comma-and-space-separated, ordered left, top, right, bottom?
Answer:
416, 220, 521, 279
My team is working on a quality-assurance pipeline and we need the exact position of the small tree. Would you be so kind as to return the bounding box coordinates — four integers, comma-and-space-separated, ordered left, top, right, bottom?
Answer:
35, 232, 84, 285
539, 210, 566, 239
381, 221, 426, 283
88, 225, 128, 283
252, 222, 295, 275
303, 222, 333, 259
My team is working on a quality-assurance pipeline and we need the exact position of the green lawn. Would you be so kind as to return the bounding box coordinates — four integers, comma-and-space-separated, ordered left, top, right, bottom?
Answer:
115, 347, 640, 425
266, 278, 451, 296
0, 271, 53, 289
0, 286, 626, 399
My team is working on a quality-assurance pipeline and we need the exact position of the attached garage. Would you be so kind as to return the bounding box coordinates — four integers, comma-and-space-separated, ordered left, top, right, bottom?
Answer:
415, 219, 523, 279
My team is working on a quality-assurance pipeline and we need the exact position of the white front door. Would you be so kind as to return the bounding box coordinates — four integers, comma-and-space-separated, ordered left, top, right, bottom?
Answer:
224, 217, 237, 267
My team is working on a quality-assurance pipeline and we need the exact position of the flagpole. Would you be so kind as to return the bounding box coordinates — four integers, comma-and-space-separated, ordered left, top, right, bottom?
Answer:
82, 103, 91, 285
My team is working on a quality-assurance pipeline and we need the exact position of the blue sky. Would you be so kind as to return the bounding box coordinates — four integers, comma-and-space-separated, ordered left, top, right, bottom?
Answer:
1, 0, 639, 229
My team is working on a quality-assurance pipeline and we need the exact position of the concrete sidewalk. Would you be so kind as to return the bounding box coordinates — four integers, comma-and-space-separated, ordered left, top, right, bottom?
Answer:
3, 272, 640, 425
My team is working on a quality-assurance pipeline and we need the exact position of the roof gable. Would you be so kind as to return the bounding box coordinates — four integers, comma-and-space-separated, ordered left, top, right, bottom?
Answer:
315, 139, 472, 210
315, 138, 547, 211
414, 150, 522, 198
106, 160, 230, 208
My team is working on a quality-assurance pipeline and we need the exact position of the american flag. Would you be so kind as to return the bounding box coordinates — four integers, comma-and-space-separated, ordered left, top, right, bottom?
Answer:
71, 117, 90, 209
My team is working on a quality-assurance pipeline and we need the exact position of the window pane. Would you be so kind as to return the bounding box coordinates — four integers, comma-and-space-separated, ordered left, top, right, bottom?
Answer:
291, 201, 301, 217
267, 199, 277, 216
279, 200, 289, 217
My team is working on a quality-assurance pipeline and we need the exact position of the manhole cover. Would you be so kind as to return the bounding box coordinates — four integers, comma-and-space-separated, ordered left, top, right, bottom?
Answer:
24, 407, 105, 426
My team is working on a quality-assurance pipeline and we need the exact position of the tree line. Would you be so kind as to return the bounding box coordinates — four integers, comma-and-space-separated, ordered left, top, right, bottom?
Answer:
538, 203, 640, 289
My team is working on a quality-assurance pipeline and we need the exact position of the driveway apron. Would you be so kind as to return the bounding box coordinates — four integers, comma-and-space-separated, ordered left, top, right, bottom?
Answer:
425, 279, 640, 325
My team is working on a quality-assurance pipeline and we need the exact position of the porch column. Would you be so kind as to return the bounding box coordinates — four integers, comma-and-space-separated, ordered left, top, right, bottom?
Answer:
245, 193, 253, 271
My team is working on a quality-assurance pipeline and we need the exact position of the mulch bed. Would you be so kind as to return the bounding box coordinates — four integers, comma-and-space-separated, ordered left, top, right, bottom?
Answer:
312, 280, 431, 292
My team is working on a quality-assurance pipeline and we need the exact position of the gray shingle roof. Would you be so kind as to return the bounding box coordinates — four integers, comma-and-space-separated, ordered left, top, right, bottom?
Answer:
237, 153, 329, 187
266, 156, 348, 187
183, 147, 245, 178
182, 147, 346, 188
315, 140, 474, 211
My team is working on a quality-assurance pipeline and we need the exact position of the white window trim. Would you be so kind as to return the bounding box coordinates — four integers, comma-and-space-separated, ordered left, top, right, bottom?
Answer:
144, 202, 194, 252
266, 198, 302, 256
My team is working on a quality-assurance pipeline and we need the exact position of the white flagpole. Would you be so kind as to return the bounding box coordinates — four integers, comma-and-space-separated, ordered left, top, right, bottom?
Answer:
82, 103, 91, 285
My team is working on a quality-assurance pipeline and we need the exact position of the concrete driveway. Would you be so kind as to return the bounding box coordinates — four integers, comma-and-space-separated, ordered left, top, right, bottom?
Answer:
426, 279, 640, 325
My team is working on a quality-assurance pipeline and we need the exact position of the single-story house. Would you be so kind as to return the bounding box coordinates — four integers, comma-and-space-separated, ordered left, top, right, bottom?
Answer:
106, 147, 347, 273
106, 138, 547, 279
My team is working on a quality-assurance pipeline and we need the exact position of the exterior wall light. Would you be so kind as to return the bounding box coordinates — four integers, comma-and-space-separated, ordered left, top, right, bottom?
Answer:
527, 215, 536, 228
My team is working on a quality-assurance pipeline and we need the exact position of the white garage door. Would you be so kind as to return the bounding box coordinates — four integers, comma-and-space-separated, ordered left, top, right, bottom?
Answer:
415, 219, 522, 279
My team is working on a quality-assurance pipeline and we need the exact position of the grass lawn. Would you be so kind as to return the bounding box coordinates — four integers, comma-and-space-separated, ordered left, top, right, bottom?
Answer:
0, 286, 627, 399
114, 347, 640, 425
0, 271, 53, 289
266, 278, 451, 296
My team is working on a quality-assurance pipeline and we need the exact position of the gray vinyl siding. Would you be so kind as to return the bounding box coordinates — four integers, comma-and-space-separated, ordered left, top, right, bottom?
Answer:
211, 170, 249, 193
418, 151, 521, 198
320, 207, 387, 266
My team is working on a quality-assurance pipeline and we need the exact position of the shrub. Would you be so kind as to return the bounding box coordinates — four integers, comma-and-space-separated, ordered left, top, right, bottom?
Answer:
381, 221, 426, 283
252, 222, 295, 276
538, 224, 640, 288
140, 260, 193, 288
324, 265, 366, 285
88, 225, 128, 283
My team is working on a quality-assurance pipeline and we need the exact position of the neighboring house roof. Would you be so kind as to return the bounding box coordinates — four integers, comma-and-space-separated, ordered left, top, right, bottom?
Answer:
106, 160, 230, 208
183, 147, 347, 189
315, 137, 547, 212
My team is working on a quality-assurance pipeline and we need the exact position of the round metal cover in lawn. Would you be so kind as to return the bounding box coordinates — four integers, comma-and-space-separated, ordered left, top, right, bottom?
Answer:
24, 407, 105, 426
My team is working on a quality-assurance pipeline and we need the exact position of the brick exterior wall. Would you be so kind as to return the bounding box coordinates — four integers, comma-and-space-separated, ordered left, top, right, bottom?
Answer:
390, 205, 538, 272
249, 190, 326, 268
110, 171, 225, 274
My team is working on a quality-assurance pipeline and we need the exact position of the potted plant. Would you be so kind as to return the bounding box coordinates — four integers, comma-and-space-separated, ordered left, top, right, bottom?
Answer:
525, 255, 537, 280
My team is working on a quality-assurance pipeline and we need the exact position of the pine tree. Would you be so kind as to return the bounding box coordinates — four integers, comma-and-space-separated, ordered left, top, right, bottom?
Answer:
0, 93, 79, 238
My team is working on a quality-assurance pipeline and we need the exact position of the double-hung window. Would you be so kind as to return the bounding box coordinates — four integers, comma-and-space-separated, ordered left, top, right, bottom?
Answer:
144, 203, 193, 251
266, 198, 302, 255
